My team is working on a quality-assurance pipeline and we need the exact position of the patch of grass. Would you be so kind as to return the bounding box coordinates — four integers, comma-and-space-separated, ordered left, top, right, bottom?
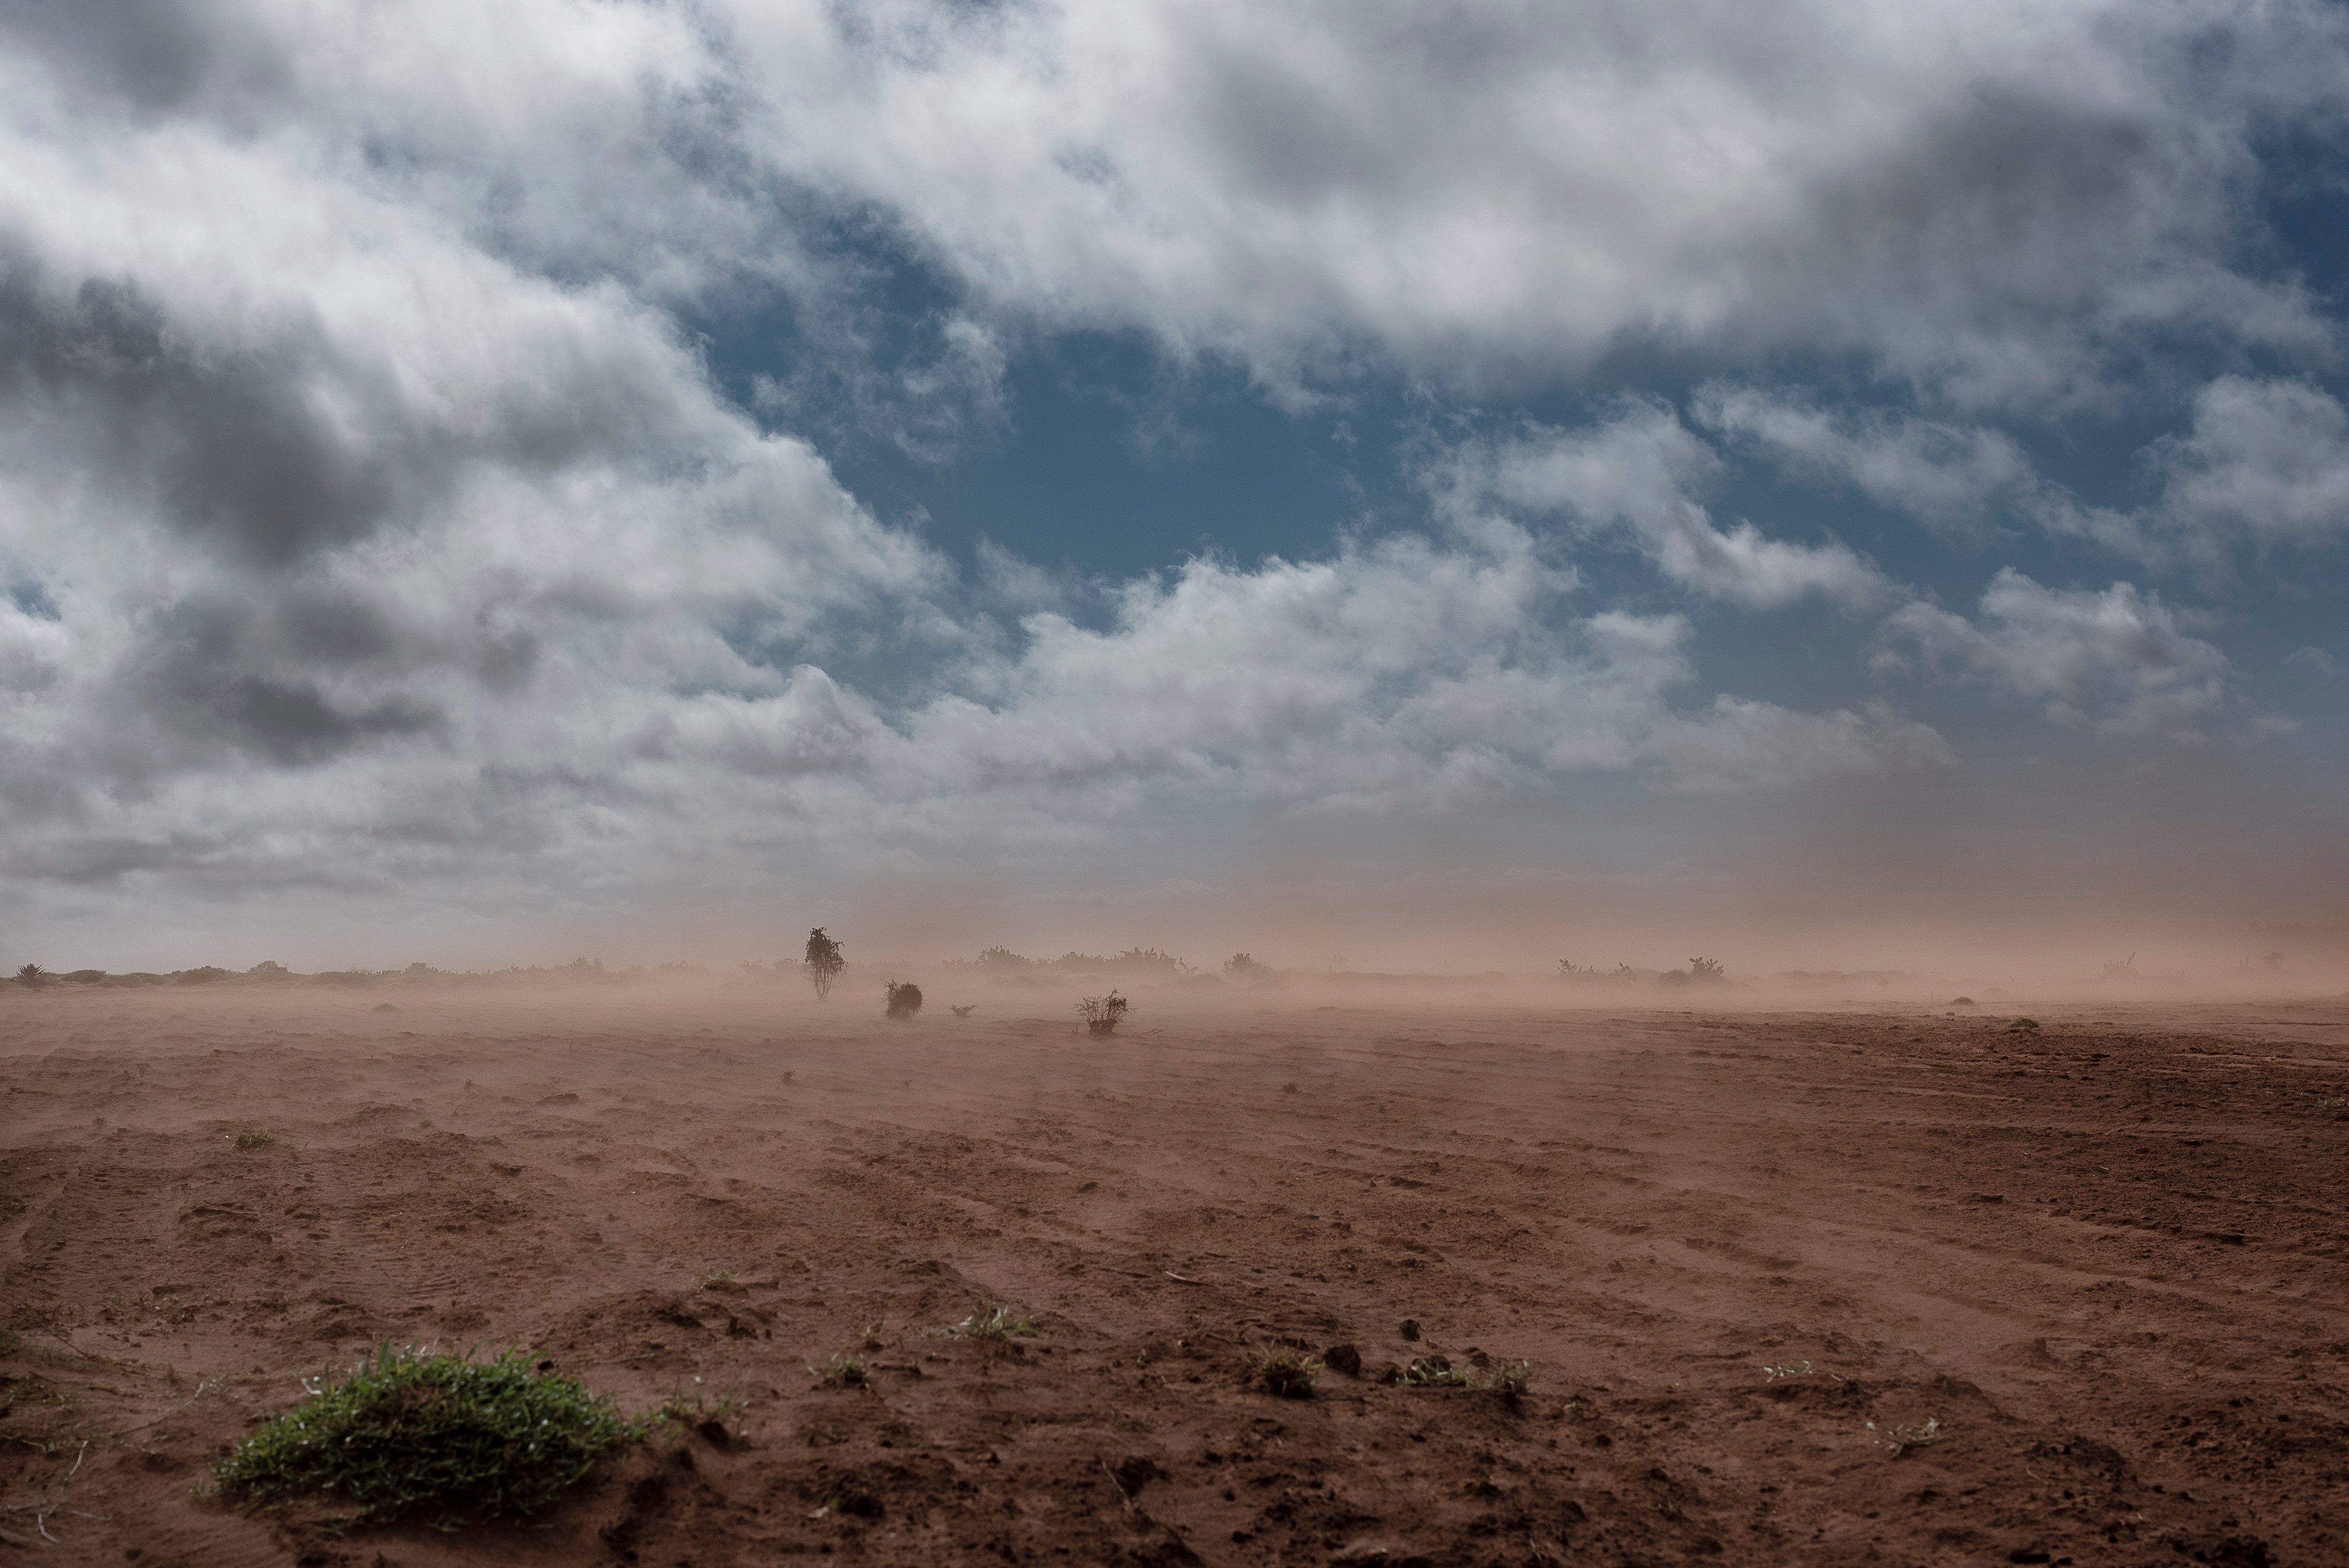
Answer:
1398, 1355, 1532, 1397
695, 1268, 735, 1291
1400, 1355, 1472, 1388
2005, 1017, 2041, 1034
213, 1344, 650, 1526
652, 1384, 745, 1442
231, 1130, 278, 1150
1866, 1415, 1948, 1455
810, 1352, 870, 1389
1247, 1344, 1324, 1398
1761, 1359, 1815, 1381
941, 1305, 1036, 1341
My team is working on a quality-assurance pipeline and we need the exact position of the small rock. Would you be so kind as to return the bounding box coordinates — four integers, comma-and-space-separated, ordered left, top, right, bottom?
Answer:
1323, 1342, 1364, 1377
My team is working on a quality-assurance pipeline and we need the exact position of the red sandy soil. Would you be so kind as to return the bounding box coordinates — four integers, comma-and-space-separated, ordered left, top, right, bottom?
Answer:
4, 986, 2347, 1567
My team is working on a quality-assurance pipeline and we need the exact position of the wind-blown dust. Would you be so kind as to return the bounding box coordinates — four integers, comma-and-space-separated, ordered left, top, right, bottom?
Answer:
2, 982, 2344, 1564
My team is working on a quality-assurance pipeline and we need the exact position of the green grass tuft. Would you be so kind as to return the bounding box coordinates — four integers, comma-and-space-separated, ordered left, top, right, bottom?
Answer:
1400, 1354, 1472, 1387
213, 1344, 649, 1526
232, 1130, 278, 1150
942, 1305, 1036, 1341
1399, 1355, 1531, 1396
810, 1352, 871, 1388
1247, 1344, 1324, 1398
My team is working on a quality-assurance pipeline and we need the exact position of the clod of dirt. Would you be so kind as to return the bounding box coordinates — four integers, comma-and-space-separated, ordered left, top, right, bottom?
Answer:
1372, 1361, 1404, 1385
1110, 1455, 1168, 1498
1398, 1318, 1421, 1341
696, 1418, 732, 1449
1323, 1342, 1364, 1377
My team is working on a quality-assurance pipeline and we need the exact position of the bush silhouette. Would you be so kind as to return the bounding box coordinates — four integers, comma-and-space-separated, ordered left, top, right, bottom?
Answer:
804, 928, 845, 1001
1076, 992, 1129, 1038
884, 980, 923, 1019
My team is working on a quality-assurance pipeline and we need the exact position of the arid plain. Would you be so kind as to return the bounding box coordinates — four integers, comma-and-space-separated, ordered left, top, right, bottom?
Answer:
4, 982, 2347, 1566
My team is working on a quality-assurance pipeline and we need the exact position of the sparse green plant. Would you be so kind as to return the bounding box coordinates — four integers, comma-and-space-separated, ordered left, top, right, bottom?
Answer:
1475, 1360, 1533, 1401
1688, 956, 1725, 981
1247, 1344, 1324, 1398
884, 979, 924, 1019
1866, 1416, 1948, 1454
941, 1305, 1036, 1341
695, 1268, 735, 1290
950, 1004, 975, 1019
803, 928, 845, 1001
2005, 1017, 2041, 1033
213, 1344, 649, 1526
1401, 1355, 1472, 1387
810, 1352, 870, 1389
15, 963, 48, 989
1076, 992, 1129, 1038
232, 1130, 277, 1150
1761, 1359, 1815, 1381
1224, 953, 1268, 978
652, 1384, 745, 1428
1395, 1355, 1532, 1395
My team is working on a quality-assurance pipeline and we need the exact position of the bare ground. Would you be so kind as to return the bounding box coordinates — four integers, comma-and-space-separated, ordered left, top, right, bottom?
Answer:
4, 987, 2347, 1566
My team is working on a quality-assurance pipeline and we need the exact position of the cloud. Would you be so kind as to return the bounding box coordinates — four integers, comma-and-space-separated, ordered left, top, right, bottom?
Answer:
1877, 569, 2246, 738
6, 0, 2333, 945
2153, 376, 2349, 553
705, 0, 2340, 404
10, 0, 2339, 413
1450, 401, 1897, 610
1693, 385, 2037, 528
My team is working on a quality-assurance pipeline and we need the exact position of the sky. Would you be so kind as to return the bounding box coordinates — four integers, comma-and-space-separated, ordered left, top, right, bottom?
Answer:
2, 0, 2347, 978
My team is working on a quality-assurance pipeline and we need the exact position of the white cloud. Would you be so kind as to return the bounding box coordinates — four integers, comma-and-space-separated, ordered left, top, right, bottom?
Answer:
2153, 376, 2349, 553
10, 1, 2339, 409
1694, 385, 2037, 527
1877, 569, 2245, 738
0, 43, 1949, 906
4, 0, 2331, 937
1452, 402, 1896, 610
708, 0, 2340, 404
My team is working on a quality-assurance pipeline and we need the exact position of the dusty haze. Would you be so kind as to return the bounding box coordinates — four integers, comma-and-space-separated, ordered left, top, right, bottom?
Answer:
5, 980, 2348, 1563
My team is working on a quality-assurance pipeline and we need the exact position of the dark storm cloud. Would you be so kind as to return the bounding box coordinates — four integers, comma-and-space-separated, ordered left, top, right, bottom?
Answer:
0, 265, 402, 563
0, 0, 263, 113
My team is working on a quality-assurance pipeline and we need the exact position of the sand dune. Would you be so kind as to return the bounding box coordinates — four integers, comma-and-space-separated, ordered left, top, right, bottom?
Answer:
4, 985, 2345, 1564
